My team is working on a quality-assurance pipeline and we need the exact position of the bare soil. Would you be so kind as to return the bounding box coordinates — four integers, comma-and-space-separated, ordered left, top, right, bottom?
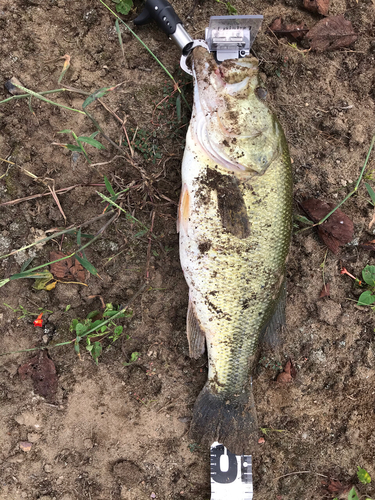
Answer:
1, 0, 375, 499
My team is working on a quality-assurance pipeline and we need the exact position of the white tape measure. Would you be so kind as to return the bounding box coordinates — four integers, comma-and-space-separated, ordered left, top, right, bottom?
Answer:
210, 442, 253, 500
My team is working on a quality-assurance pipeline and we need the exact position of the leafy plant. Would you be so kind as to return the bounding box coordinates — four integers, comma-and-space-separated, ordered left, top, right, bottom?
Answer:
358, 466, 371, 485
130, 128, 162, 163
215, 0, 237, 14
70, 303, 133, 364
357, 265, 375, 306
111, 0, 133, 15
57, 129, 105, 163
3, 303, 53, 320
123, 351, 140, 366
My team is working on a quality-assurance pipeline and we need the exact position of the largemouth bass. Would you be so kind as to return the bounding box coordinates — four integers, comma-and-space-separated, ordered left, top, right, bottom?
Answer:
178, 47, 293, 454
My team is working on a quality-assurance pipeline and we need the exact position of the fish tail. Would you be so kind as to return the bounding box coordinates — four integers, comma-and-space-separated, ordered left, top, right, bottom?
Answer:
189, 384, 258, 455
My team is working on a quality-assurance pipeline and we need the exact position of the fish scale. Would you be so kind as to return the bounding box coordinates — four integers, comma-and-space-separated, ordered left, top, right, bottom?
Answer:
179, 47, 293, 454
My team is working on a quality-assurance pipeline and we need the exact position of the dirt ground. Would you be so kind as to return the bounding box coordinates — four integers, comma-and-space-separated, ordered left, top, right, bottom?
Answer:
1, 0, 375, 498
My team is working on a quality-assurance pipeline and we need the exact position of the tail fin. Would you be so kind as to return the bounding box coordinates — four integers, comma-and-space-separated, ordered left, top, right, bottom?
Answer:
189, 384, 258, 455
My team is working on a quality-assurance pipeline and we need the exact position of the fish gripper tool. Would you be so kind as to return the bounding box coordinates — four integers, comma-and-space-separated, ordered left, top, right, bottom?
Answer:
134, 0, 263, 74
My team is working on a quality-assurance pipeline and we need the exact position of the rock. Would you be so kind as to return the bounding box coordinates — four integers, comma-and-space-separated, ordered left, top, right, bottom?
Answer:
27, 432, 40, 443
44, 463, 53, 473
14, 411, 43, 429
19, 441, 32, 452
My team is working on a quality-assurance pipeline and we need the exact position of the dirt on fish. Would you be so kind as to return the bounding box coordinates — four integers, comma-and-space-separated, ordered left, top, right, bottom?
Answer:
1, 0, 375, 499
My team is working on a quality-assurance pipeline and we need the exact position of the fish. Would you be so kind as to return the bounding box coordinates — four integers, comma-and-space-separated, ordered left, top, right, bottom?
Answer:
178, 47, 293, 455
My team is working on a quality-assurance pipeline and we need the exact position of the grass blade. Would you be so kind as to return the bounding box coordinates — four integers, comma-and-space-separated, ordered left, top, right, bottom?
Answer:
75, 254, 99, 277
104, 176, 116, 197
115, 19, 125, 59
78, 136, 105, 149
365, 182, 375, 206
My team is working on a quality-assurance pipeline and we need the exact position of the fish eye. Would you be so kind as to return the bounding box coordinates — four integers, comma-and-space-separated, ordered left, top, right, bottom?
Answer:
255, 87, 268, 100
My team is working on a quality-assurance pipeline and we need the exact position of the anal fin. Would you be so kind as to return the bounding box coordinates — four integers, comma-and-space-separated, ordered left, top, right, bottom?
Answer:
187, 299, 206, 359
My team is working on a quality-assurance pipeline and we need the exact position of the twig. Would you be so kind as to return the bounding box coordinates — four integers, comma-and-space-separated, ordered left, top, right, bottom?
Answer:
275, 471, 328, 480
46, 180, 67, 223
97, 99, 134, 157
146, 210, 156, 281
0, 183, 105, 207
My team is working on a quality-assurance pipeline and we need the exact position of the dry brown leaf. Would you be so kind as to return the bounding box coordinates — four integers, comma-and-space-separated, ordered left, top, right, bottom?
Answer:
322, 477, 351, 496
320, 283, 330, 297
18, 351, 58, 401
300, 198, 354, 254
307, 15, 357, 52
276, 359, 297, 383
49, 251, 85, 282
268, 17, 308, 40
303, 0, 329, 16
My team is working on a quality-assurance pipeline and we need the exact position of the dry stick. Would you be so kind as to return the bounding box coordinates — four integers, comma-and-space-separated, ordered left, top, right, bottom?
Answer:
44, 178, 67, 223
0, 282, 148, 358
0, 210, 114, 260
275, 471, 328, 481
97, 98, 134, 157
146, 210, 156, 281
0, 183, 105, 207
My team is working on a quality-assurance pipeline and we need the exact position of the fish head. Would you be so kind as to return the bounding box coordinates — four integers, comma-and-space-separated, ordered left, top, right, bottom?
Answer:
192, 47, 282, 177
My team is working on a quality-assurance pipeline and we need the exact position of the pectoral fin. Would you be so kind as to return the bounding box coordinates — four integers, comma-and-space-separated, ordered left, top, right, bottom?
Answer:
177, 183, 190, 234
187, 299, 206, 359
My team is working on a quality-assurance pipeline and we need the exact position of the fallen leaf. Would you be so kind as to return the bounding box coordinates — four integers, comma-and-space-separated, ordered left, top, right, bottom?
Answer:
303, 0, 329, 16
276, 359, 297, 383
19, 441, 32, 452
18, 350, 58, 401
320, 283, 330, 297
300, 198, 354, 254
268, 17, 308, 40
360, 239, 375, 251
322, 478, 352, 496
307, 15, 357, 52
49, 251, 85, 282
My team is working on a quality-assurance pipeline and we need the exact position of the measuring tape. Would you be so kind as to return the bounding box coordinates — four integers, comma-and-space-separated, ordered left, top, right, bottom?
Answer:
210, 442, 253, 500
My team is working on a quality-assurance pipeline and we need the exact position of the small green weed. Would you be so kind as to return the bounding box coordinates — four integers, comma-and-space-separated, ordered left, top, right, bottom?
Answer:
259, 356, 283, 371
3, 303, 53, 320
188, 442, 200, 453
56, 129, 105, 163
123, 351, 140, 366
215, 0, 238, 14
355, 265, 375, 306
70, 303, 133, 364
111, 0, 133, 15
130, 128, 162, 163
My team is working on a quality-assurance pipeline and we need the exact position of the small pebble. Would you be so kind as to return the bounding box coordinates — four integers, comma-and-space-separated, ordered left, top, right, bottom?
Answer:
44, 464, 53, 473
19, 441, 32, 452
27, 432, 40, 443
